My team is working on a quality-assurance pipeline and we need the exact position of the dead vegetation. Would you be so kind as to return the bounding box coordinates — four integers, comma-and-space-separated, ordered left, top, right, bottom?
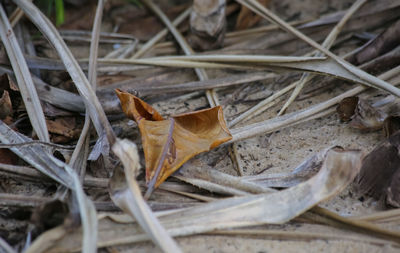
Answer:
0, 0, 400, 252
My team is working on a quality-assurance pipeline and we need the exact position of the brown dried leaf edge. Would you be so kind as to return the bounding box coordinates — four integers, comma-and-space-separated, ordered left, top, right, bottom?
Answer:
116, 89, 232, 190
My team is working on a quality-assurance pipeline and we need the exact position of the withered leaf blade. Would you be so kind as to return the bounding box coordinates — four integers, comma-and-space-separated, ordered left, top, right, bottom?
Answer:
357, 131, 400, 201
348, 19, 400, 66
115, 89, 232, 193
29, 147, 364, 252
383, 115, 400, 138
154, 147, 363, 232
337, 96, 386, 131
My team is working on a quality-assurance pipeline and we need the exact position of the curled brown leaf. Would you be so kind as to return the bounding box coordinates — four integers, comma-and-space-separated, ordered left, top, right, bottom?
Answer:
115, 89, 232, 195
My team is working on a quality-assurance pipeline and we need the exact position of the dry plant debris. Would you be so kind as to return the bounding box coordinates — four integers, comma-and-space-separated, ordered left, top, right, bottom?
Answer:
116, 89, 232, 197
0, 0, 400, 252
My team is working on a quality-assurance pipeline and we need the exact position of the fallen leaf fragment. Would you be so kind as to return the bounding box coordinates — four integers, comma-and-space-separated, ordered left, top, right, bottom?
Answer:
0, 74, 19, 119
357, 130, 400, 206
115, 89, 232, 195
235, 0, 269, 30
0, 90, 12, 119
337, 96, 386, 131
46, 117, 81, 143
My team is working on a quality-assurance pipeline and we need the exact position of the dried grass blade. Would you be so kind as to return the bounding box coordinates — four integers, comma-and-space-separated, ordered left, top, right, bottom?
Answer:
111, 139, 182, 253
71, 170, 98, 253
0, 236, 16, 253
0, 121, 98, 252
354, 209, 400, 223
0, 120, 71, 186
68, 1, 105, 252
236, 0, 400, 97
131, 7, 191, 59
311, 206, 400, 243
209, 229, 398, 247
154, 148, 362, 235
175, 160, 274, 195
106, 55, 383, 87
102, 55, 379, 87
0, 4, 49, 141
25, 227, 67, 253
0, 66, 85, 112
115, 72, 275, 95
141, 0, 218, 107
28, 147, 363, 251
278, 0, 366, 115
229, 65, 400, 143
229, 81, 297, 126
9, 0, 32, 27
13, 0, 116, 145
70, 0, 104, 177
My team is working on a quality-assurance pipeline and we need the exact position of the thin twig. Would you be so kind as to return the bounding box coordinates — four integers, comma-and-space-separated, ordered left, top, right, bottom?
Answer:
229, 81, 298, 127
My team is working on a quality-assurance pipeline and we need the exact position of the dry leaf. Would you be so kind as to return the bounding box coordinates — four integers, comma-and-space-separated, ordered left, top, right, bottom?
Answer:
235, 0, 269, 30
115, 89, 232, 195
46, 117, 81, 143
337, 96, 386, 131
0, 90, 12, 119
347, 19, 400, 66
0, 74, 19, 119
357, 131, 400, 205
